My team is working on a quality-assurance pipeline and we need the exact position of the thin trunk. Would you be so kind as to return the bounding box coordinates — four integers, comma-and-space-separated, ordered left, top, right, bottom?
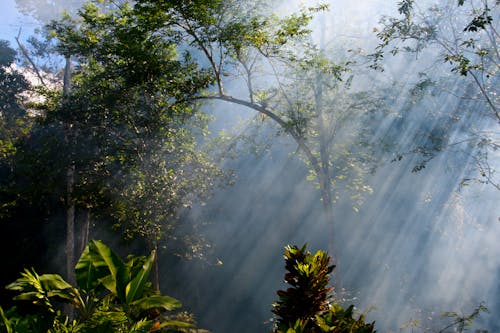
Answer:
63, 55, 75, 320
63, 56, 71, 95
63, 56, 75, 286
64, 164, 75, 321
153, 242, 160, 292
80, 208, 90, 256
316, 74, 332, 222
316, 13, 334, 232
66, 166, 76, 285
316, 14, 340, 287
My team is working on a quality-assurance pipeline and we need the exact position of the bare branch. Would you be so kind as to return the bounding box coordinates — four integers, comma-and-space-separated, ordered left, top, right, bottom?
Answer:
15, 30, 47, 88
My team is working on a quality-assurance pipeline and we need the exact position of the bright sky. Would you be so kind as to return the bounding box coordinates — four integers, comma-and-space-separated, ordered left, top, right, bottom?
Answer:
0, 0, 38, 47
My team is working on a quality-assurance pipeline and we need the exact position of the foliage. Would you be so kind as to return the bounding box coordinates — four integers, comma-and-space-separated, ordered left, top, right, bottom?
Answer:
0, 40, 32, 225
130, 0, 386, 217
438, 303, 489, 333
14, 0, 125, 23
0, 0, 228, 276
370, 0, 499, 189
0, 40, 30, 160
1, 240, 206, 333
272, 244, 375, 333
371, 0, 499, 114
47, 1, 224, 246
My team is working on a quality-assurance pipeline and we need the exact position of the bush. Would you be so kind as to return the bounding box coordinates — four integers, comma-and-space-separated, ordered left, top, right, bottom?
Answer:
0, 240, 206, 333
272, 244, 375, 333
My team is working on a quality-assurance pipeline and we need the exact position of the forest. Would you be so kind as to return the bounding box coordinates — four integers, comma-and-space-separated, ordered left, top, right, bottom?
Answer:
0, 0, 498, 332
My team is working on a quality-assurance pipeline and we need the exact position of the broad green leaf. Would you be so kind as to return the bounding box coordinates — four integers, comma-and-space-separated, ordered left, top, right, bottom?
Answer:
7, 269, 73, 302
75, 241, 110, 292
98, 274, 117, 295
76, 240, 128, 302
46, 290, 74, 301
130, 295, 181, 312
125, 250, 155, 304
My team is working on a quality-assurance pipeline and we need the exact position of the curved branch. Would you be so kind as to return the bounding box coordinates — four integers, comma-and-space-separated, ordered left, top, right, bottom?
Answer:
176, 17, 224, 95
197, 94, 323, 178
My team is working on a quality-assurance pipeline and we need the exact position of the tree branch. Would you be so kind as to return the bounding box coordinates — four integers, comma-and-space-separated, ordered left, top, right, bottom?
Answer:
15, 31, 47, 88
196, 94, 323, 178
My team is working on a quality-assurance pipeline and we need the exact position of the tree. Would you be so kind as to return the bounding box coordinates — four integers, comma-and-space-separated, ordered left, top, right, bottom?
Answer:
0, 0, 225, 291
370, 0, 499, 189
0, 41, 49, 308
0, 40, 30, 162
129, 0, 385, 246
271, 244, 375, 333
45, 1, 225, 287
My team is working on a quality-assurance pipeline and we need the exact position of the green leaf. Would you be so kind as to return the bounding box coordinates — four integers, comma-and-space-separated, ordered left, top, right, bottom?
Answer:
75, 243, 107, 292
156, 320, 195, 329
129, 318, 153, 333
0, 306, 13, 333
130, 295, 181, 312
125, 250, 155, 304
38, 274, 73, 291
7, 269, 72, 298
76, 240, 128, 302
12, 291, 41, 302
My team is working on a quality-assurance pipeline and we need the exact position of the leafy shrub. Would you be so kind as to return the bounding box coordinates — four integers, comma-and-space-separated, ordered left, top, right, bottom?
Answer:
272, 244, 375, 333
0, 240, 207, 333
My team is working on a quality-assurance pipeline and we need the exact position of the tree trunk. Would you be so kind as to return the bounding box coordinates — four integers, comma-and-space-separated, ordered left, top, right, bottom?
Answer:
153, 242, 160, 292
63, 55, 75, 320
63, 56, 75, 284
63, 56, 71, 95
79, 208, 90, 256
62, 55, 75, 320
66, 165, 76, 285
315, 14, 341, 287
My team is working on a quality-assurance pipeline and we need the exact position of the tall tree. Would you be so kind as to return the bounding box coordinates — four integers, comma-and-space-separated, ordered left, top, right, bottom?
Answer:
45, 1, 224, 287
131, 0, 385, 246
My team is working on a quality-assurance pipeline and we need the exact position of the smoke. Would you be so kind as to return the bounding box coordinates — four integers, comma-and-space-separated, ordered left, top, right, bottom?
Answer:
4, 0, 498, 332
165, 1, 500, 332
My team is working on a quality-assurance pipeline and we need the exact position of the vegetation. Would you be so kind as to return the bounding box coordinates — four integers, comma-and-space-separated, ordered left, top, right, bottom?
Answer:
371, 0, 499, 189
272, 245, 375, 333
2, 0, 227, 290
2, 242, 491, 333
0, 0, 497, 332
143, 0, 382, 222
0, 240, 206, 333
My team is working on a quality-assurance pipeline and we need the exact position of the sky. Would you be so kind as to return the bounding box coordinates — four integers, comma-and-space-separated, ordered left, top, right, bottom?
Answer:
0, 0, 37, 46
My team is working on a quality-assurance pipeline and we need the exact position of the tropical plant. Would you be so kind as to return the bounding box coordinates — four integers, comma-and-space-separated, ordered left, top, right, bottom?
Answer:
1, 240, 206, 332
272, 244, 375, 333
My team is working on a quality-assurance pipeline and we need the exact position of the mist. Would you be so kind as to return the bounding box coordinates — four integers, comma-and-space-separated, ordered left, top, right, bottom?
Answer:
3, 0, 499, 332
166, 1, 500, 332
